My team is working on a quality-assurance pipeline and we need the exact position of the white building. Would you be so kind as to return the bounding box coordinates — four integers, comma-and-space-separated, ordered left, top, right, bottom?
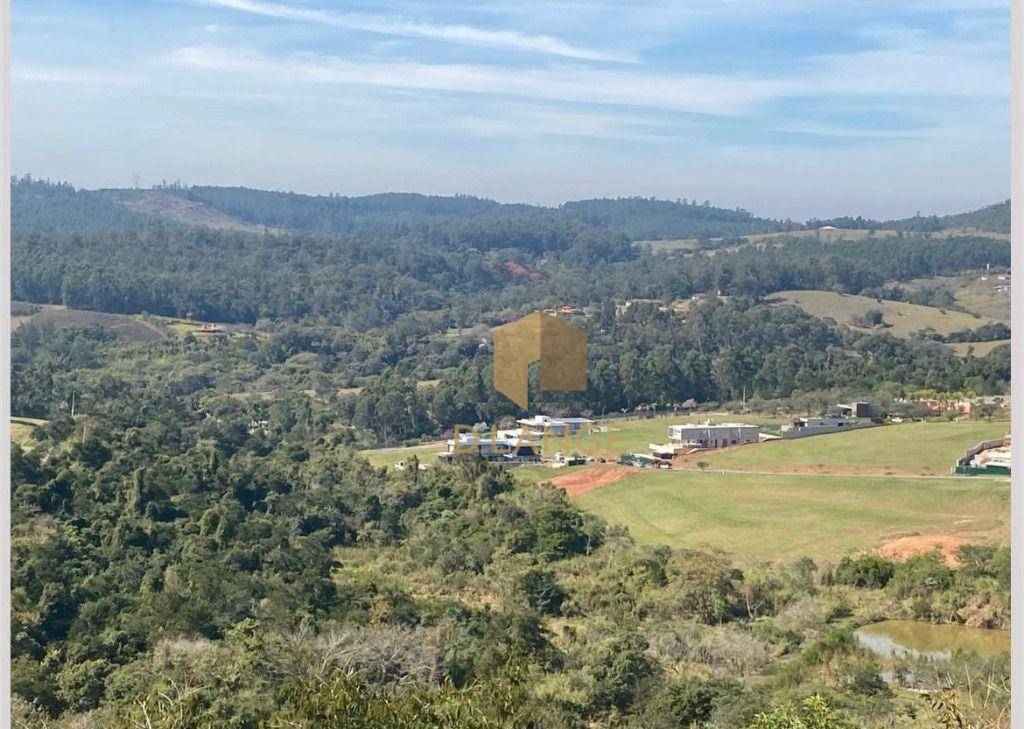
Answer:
780, 415, 867, 439
517, 415, 595, 438
666, 421, 760, 449
438, 432, 541, 465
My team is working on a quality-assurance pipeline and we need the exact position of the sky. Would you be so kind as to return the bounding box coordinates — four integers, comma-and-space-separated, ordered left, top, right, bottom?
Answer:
11, 0, 1011, 220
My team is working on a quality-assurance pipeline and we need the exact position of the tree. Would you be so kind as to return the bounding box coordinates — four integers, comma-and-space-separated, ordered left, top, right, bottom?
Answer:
750, 695, 852, 729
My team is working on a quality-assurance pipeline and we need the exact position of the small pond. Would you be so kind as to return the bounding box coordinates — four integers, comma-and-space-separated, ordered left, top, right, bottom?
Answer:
854, 619, 1009, 661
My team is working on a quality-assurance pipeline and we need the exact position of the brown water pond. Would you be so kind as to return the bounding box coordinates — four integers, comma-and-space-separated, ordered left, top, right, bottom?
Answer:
854, 619, 1009, 661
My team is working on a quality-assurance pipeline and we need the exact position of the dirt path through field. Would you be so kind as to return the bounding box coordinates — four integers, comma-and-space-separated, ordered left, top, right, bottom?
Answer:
550, 465, 638, 497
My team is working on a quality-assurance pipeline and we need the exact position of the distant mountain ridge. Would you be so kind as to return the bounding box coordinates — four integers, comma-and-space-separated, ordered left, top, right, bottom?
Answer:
11, 176, 1010, 239
810, 200, 1010, 235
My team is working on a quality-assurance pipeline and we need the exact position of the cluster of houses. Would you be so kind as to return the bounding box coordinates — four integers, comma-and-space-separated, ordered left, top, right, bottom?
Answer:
620, 401, 884, 468
421, 394, 1011, 477
905, 395, 1007, 418
437, 415, 598, 467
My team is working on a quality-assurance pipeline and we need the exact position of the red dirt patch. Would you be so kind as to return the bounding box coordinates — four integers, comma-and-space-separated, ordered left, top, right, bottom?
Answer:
878, 534, 969, 565
504, 260, 542, 281
550, 465, 637, 497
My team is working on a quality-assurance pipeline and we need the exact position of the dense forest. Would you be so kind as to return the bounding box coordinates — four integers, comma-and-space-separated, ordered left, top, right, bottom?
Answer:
9, 176, 1012, 726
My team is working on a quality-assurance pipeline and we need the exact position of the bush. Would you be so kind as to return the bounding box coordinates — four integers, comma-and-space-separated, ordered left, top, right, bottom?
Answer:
585, 632, 657, 714
889, 552, 954, 599
835, 555, 895, 589
514, 568, 567, 616
750, 694, 853, 729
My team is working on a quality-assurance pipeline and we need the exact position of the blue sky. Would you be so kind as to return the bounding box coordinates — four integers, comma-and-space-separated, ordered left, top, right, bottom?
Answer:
12, 0, 1010, 219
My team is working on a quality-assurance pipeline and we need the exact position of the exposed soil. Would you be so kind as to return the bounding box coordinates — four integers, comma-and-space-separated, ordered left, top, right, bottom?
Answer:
877, 533, 970, 565
504, 260, 542, 281
551, 464, 637, 497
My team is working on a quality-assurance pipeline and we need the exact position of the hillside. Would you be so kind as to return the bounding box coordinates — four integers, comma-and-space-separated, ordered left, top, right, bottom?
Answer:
105, 189, 269, 233
558, 196, 796, 239
811, 200, 1010, 235
11, 177, 157, 233
889, 200, 1010, 234
12, 177, 1009, 242
770, 290, 996, 338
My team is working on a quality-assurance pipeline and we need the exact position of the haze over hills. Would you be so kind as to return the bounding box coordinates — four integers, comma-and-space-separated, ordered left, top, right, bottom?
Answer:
11, 176, 1010, 240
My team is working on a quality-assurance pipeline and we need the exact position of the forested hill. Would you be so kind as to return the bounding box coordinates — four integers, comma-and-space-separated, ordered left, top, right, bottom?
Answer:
178, 186, 539, 234
12, 176, 1010, 238
559, 197, 797, 239
894, 199, 1010, 233
811, 200, 1011, 234
11, 178, 794, 239
12, 177, 157, 234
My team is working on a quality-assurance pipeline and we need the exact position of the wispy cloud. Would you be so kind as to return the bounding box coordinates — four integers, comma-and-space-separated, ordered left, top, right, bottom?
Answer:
168, 44, 783, 115
167, 36, 1007, 123
13, 65, 142, 87
194, 0, 636, 63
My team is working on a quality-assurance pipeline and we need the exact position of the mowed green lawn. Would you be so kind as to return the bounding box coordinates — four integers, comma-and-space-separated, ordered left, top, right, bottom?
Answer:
362, 441, 447, 468
684, 420, 1008, 476
545, 412, 792, 460
578, 470, 1009, 563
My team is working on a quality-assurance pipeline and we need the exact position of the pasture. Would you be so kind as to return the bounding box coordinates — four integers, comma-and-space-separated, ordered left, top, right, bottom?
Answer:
903, 272, 1010, 323
11, 305, 167, 342
949, 340, 1010, 357
769, 290, 994, 338
577, 470, 1009, 563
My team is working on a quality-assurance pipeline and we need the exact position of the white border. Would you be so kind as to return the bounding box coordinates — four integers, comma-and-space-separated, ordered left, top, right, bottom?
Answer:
0, 0, 1016, 722
1, 0, 11, 716
1012, 0, 1022, 724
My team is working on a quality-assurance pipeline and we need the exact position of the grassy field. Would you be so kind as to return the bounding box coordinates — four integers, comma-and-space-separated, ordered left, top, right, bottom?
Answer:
553, 412, 792, 460
362, 441, 447, 468
12, 306, 167, 342
577, 470, 1009, 563
676, 420, 1008, 476
770, 290, 993, 338
11, 417, 47, 450
903, 273, 1010, 323
635, 238, 701, 253
949, 340, 1010, 357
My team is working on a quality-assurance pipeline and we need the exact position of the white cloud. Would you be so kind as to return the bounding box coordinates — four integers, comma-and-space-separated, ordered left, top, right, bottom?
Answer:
12, 66, 142, 87
167, 37, 1007, 124
194, 0, 636, 62
167, 44, 786, 115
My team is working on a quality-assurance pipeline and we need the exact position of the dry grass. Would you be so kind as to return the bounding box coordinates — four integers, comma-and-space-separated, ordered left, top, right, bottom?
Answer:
770, 290, 994, 338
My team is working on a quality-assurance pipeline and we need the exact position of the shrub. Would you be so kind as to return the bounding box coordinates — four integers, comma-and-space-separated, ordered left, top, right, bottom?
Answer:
835, 555, 895, 589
